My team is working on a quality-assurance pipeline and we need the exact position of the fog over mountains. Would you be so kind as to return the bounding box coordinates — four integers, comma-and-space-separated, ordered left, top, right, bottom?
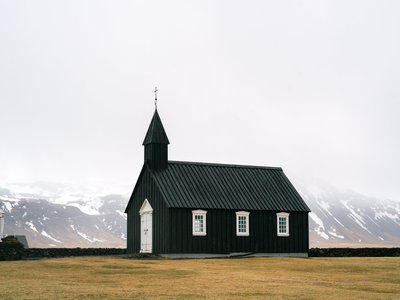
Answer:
0, 181, 399, 248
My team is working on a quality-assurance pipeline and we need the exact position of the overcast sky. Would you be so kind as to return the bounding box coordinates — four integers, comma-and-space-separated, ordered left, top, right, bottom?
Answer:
0, 1, 399, 200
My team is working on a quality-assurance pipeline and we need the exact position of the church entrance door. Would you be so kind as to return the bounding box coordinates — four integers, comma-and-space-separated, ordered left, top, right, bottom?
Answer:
139, 199, 153, 253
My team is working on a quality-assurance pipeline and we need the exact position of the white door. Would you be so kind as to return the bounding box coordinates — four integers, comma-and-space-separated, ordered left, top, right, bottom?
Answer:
139, 199, 153, 253
140, 212, 152, 253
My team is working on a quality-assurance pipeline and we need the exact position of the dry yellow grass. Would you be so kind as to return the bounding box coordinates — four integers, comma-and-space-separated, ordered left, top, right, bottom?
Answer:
0, 256, 399, 299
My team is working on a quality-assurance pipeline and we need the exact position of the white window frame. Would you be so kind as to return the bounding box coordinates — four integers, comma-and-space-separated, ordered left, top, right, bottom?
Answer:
277, 212, 290, 236
236, 211, 250, 236
192, 210, 207, 236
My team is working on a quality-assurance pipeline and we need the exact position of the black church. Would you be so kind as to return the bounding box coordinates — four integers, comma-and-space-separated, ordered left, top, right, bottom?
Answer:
125, 109, 310, 257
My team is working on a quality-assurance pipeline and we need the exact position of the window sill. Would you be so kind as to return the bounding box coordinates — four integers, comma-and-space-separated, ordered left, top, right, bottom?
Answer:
236, 233, 249, 236
277, 233, 290, 237
192, 232, 206, 236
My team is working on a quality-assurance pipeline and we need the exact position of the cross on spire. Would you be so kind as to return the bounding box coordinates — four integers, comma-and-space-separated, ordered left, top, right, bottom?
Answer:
154, 87, 158, 110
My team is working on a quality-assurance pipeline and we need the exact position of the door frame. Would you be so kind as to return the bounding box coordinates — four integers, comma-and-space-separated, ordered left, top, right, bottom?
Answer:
139, 199, 153, 253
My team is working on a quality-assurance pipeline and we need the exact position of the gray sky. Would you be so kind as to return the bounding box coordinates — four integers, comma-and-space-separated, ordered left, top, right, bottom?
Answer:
1, 1, 399, 200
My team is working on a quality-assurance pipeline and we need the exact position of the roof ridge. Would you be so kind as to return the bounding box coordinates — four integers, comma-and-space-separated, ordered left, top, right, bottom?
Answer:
167, 160, 282, 170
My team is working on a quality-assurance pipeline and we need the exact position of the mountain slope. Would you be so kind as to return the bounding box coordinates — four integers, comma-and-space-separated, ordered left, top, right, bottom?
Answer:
1, 182, 399, 248
299, 183, 400, 247
0, 183, 127, 247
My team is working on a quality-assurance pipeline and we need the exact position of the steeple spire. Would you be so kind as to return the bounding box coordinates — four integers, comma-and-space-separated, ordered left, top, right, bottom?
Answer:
143, 104, 169, 170
143, 110, 169, 145
154, 86, 158, 110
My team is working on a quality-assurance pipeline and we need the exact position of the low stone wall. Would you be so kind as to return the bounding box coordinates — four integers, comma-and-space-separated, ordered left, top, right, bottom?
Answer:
24, 248, 127, 258
0, 246, 126, 261
309, 247, 400, 257
2, 245, 400, 261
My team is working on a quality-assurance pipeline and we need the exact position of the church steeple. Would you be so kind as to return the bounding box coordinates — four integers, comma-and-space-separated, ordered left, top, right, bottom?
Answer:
143, 109, 169, 170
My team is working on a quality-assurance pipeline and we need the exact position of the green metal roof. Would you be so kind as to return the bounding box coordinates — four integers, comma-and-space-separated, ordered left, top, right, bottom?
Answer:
147, 161, 310, 212
143, 110, 170, 145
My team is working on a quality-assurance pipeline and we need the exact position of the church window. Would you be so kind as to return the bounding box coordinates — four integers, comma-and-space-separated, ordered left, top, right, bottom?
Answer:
192, 210, 207, 236
236, 211, 250, 236
277, 212, 290, 236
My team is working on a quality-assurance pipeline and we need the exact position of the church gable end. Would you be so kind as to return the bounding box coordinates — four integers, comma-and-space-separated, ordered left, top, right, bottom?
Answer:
126, 165, 169, 254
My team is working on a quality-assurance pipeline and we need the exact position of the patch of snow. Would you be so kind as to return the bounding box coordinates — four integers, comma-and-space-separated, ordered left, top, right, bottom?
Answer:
318, 200, 331, 214
0, 195, 20, 203
379, 236, 384, 241
26, 221, 38, 232
3, 202, 12, 212
51, 194, 82, 205
309, 212, 324, 229
365, 215, 380, 227
374, 211, 399, 221
394, 204, 400, 215
120, 233, 126, 240
319, 232, 329, 240
48, 244, 57, 247
76, 230, 104, 243
22, 212, 27, 218
41, 230, 62, 243
341, 200, 372, 234
310, 212, 329, 240
328, 230, 344, 239
52, 193, 104, 215
333, 217, 345, 227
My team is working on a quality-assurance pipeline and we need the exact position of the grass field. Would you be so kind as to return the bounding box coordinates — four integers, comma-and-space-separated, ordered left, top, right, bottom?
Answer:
0, 256, 399, 299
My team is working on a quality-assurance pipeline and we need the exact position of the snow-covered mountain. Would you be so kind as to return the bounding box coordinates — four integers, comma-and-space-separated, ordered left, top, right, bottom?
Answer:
0, 181, 399, 248
0, 182, 129, 247
297, 182, 400, 247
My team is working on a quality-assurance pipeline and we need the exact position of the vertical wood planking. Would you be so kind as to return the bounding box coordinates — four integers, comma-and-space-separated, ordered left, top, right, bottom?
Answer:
165, 208, 309, 254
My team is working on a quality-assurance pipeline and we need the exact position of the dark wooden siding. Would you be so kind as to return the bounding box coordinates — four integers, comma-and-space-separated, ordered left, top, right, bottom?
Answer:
144, 144, 168, 170
167, 209, 308, 254
126, 168, 169, 254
